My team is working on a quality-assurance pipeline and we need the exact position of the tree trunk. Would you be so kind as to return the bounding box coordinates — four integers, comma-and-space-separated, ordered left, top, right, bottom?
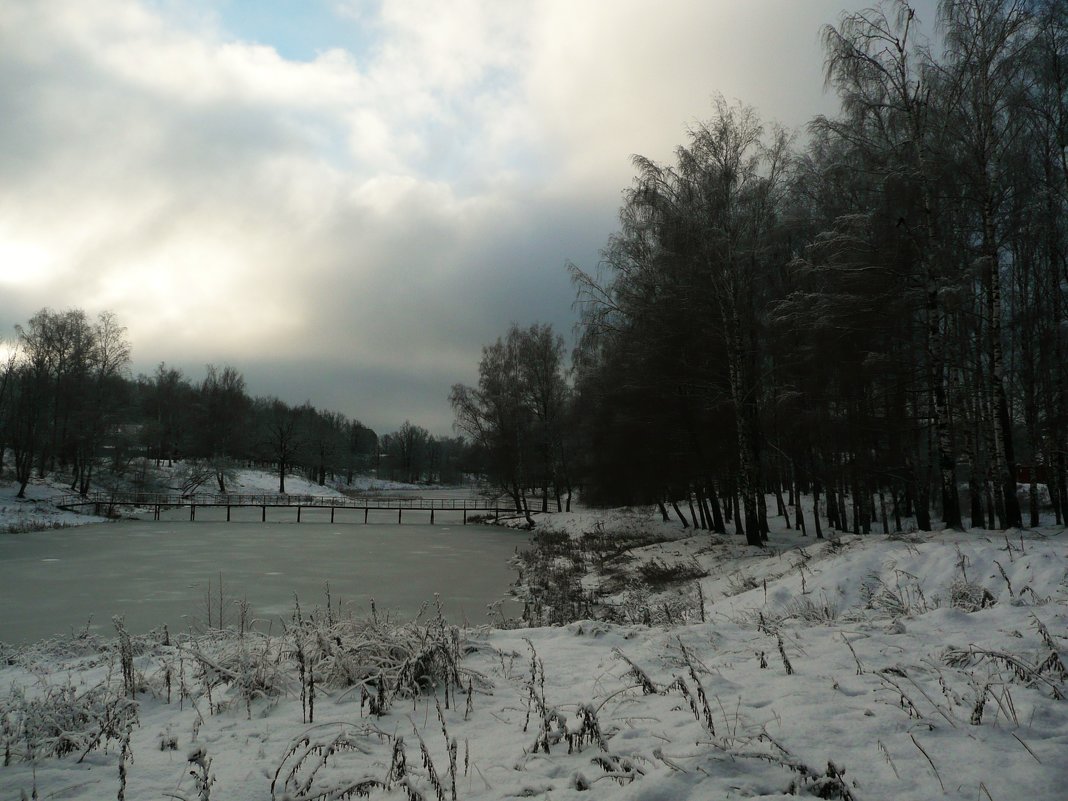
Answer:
670, 498, 689, 529
707, 480, 726, 534
915, 481, 931, 532
812, 479, 824, 540
775, 481, 791, 529
985, 248, 1022, 529
826, 484, 840, 530
687, 493, 701, 529
929, 285, 963, 530
696, 488, 710, 530
838, 481, 849, 533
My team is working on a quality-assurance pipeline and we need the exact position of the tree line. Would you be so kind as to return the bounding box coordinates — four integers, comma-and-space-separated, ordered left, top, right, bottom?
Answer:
456, 0, 1068, 543
0, 308, 472, 498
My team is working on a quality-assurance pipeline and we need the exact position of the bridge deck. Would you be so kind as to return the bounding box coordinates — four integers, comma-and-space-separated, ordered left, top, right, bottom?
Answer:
55, 492, 531, 524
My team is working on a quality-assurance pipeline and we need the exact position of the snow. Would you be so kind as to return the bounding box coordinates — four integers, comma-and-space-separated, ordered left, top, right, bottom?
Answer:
2, 481, 1067, 800
0, 478, 109, 532
217, 467, 428, 498
0, 465, 433, 534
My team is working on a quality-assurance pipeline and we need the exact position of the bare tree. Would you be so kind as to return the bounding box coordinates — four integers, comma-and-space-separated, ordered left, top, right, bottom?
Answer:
452, 323, 570, 513
937, 0, 1035, 528
819, 1, 964, 529
194, 364, 249, 492
258, 398, 305, 493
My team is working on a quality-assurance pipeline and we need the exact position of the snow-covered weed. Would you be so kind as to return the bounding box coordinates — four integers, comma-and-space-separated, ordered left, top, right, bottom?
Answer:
638, 556, 708, 586
942, 620, 1068, 700
183, 634, 292, 718
1, 518, 79, 534
578, 527, 672, 566
0, 629, 107, 670
270, 722, 390, 801
513, 530, 595, 626
186, 745, 215, 801
861, 571, 931, 617
613, 579, 702, 626
726, 571, 761, 596
0, 679, 138, 763
785, 596, 841, 624
287, 599, 489, 722
947, 579, 996, 611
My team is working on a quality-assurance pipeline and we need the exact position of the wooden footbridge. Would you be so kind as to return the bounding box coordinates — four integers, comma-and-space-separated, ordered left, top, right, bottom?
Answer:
56, 492, 525, 525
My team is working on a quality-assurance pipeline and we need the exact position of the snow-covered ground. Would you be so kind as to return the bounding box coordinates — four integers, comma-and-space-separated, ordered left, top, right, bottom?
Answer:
1, 481, 1066, 800
0, 477, 109, 532
0, 464, 432, 534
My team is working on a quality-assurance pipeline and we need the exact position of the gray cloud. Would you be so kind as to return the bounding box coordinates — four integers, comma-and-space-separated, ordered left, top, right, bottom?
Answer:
2, 0, 938, 435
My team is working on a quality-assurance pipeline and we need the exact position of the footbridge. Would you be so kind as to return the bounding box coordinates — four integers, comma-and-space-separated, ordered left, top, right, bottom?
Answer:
55, 492, 530, 525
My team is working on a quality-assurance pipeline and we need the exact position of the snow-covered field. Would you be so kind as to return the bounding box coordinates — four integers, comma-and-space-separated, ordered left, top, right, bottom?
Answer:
1, 477, 1066, 800
0, 465, 440, 533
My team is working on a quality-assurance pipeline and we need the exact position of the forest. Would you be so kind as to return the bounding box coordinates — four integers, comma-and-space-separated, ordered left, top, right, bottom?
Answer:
0, 307, 475, 498
451, 0, 1068, 544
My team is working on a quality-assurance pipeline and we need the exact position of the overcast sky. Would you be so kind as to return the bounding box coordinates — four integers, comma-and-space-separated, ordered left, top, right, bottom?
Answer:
0, 0, 938, 435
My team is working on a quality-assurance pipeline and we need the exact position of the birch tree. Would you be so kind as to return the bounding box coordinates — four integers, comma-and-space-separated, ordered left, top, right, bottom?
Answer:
819, 0, 965, 529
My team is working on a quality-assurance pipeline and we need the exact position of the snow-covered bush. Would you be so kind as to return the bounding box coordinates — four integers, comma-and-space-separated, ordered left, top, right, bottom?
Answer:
1, 680, 138, 764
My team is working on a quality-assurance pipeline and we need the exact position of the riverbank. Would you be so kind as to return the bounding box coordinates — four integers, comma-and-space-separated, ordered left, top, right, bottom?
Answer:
0, 465, 437, 533
2, 488, 1066, 800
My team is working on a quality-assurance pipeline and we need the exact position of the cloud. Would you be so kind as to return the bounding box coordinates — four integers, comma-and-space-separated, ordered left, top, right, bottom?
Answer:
0, 0, 936, 433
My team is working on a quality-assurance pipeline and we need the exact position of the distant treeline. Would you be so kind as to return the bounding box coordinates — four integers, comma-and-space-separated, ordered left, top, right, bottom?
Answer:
0, 308, 475, 498
455, 1, 1068, 543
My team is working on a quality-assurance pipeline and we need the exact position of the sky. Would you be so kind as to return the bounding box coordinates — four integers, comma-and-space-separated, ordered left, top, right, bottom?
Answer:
0, 0, 939, 435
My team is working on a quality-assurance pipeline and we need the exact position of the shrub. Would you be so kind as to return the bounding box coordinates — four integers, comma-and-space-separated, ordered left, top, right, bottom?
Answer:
1, 680, 138, 764
638, 557, 708, 586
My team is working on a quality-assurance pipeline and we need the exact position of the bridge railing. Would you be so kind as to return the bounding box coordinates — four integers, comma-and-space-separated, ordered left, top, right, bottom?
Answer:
55, 492, 508, 511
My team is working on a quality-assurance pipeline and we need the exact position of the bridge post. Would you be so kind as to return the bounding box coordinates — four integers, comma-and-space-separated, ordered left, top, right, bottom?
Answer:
190, 504, 195, 521
226, 505, 231, 522
262, 505, 266, 523
398, 508, 402, 524
154, 504, 160, 521
463, 505, 467, 525
430, 508, 434, 524
364, 507, 369, 524
297, 506, 301, 523
331, 507, 335, 523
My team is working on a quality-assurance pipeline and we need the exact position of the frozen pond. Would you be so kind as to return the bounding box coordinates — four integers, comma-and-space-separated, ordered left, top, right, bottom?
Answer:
0, 513, 528, 643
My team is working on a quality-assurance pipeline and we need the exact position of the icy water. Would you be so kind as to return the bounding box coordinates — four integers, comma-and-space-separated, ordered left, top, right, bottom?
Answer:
0, 512, 528, 643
